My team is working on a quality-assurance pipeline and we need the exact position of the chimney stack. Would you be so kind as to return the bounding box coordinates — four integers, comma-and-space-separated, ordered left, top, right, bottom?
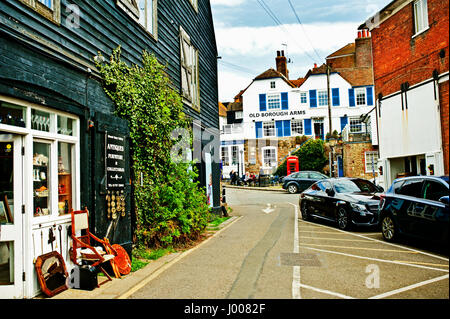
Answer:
276, 50, 289, 79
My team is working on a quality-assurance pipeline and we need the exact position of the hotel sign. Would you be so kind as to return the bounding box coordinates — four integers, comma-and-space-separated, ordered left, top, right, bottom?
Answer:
248, 110, 306, 118
105, 132, 126, 189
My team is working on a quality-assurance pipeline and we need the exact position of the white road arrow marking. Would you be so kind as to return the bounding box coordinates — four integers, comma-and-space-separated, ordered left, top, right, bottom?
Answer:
263, 203, 274, 214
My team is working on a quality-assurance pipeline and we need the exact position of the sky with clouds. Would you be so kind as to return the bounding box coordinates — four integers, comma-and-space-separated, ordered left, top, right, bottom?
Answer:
210, 0, 389, 102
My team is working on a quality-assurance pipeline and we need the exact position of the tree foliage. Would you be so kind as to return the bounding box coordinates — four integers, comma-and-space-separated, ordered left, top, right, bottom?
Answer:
97, 47, 210, 248
275, 138, 328, 176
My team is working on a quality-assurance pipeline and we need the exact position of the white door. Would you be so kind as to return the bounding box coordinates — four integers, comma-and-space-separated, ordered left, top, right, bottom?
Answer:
0, 133, 24, 299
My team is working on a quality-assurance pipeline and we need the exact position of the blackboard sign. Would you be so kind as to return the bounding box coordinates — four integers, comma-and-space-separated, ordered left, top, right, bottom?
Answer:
105, 132, 125, 189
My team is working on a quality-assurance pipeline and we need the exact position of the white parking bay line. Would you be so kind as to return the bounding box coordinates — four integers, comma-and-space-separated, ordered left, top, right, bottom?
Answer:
290, 203, 301, 299
296, 208, 449, 262
368, 274, 449, 299
303, 246, 449, 273
299, 283, 354, 299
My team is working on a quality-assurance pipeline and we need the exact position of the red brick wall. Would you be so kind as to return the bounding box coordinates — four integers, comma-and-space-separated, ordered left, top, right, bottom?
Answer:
440, 80, 449, 174
371, 0, 449, 96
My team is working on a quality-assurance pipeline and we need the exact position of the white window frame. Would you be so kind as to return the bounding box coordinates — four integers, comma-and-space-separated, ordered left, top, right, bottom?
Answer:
413, 0, 429, 36
318, 90, 328, 106
270, 81, 276, 89
18, 0, 61, 24
188, 0, 198, 12
300, 92, 308, 104
267, 94, 281, 110
137, 0, 158, 38
235, 111, 243, 120
180, 26, 200, 112
0, 95, 81, 225
262, 146, 277, 168
221, 146, 229, 166
349, 117, 363, 133
231, 146, 239, 165
291, 119, 303, 136
355, 88, 366, 106
365, 151, 379, 174
263, 121, 276, 138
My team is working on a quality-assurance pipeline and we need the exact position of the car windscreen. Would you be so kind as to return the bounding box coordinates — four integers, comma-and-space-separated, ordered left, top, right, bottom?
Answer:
333, 179, 378, 193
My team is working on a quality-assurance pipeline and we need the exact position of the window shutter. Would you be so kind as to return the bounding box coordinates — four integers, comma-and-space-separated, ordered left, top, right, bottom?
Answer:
309, 90, 317, 107
348, 88, 355, 107
281, 92, 289, 110
332, 88, 340, 106
259, 94, 267, 111
180, 27, 192, 102
255, 122, 263, 138
366, 87, 374, 106
276, 121, 283, 137
283, 120, 291, 137
304, 119, 312, 135
340, 116, 348, 132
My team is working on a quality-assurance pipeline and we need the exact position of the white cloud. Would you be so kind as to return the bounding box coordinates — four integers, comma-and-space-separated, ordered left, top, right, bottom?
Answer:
215, 22, 358, 58
217, 68, 252, 103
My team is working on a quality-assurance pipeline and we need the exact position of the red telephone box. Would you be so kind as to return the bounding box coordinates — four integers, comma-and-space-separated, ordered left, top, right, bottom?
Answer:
286, 156, 299, 176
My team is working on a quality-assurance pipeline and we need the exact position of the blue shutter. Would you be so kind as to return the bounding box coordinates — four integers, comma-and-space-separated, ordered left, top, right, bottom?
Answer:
340, 116, 348, 132
259, 94, 267, 111
332, 88, 340, 106
366, 87, 374, 106
255, 122, 262, 138
309, 90, 317, 108
281, 92, 289, 110
283, 120, 291, 137
348, 88, 355, 107
304, 119, 312, 135
276, 121, 283, 137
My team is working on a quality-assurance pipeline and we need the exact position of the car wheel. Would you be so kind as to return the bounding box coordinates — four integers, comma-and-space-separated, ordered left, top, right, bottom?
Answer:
337, 207, 351, 230
287, 184, 298, 194
381, 215, 397, 242
300, 201, 310, 221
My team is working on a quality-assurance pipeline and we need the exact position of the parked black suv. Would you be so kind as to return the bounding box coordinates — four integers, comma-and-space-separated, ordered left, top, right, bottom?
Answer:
282, 171, 328, 194
379, 176, 449, 245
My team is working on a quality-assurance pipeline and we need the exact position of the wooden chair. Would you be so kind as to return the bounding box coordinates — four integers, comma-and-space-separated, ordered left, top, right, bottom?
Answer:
70, 208, 117, 287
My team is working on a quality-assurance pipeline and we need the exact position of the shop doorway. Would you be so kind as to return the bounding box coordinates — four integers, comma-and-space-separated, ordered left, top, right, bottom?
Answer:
0, 133, 23, 299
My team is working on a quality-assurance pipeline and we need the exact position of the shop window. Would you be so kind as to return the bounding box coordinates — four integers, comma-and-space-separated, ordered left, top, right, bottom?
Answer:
0, 141, 14, 225
231, 146, 239, 165
57, 115, 74, 136
58, 142, 73, 215
0, 242, 14, 285
0, 102, 26, 128
31, 109, 52, 132
33, 141, 51, 217
18, 0, 61, 24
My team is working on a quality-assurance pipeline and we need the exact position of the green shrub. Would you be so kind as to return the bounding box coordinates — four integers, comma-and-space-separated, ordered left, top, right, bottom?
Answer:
97, 48, 210, 248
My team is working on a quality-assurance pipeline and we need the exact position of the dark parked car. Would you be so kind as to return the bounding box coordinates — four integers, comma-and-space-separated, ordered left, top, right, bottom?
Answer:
299, 178, 384, 230
282, 171, 328, 194
379, 176, 449, 245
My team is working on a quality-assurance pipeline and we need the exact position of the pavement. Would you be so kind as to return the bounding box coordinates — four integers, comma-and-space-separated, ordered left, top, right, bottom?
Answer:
48, 216, 241, 299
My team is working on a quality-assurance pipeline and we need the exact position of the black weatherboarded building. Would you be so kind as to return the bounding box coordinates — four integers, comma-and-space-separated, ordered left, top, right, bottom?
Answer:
0, 0, 220, 298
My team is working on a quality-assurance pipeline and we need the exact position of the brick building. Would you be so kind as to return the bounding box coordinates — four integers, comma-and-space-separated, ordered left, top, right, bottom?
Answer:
360, 0, 449, 187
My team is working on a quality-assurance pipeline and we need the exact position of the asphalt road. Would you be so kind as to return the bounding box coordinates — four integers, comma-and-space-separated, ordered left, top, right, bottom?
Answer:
128, 188, 449, 299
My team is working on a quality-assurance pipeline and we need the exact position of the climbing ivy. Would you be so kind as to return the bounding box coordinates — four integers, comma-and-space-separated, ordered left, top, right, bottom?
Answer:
96, 47, 210, 248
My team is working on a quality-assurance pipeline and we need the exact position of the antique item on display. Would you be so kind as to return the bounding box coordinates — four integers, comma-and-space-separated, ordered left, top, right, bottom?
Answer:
69, 265, 98, 291
48, 227, 56, 251
70, 208, 117, 287
58, 225, 63, 255
112, 244, 132, 275
2, 195, 13, 224
35, 251, 68, 297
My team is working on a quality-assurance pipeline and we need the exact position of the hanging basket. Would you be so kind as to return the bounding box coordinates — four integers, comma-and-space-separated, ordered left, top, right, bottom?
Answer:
112, 244, 132, 275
